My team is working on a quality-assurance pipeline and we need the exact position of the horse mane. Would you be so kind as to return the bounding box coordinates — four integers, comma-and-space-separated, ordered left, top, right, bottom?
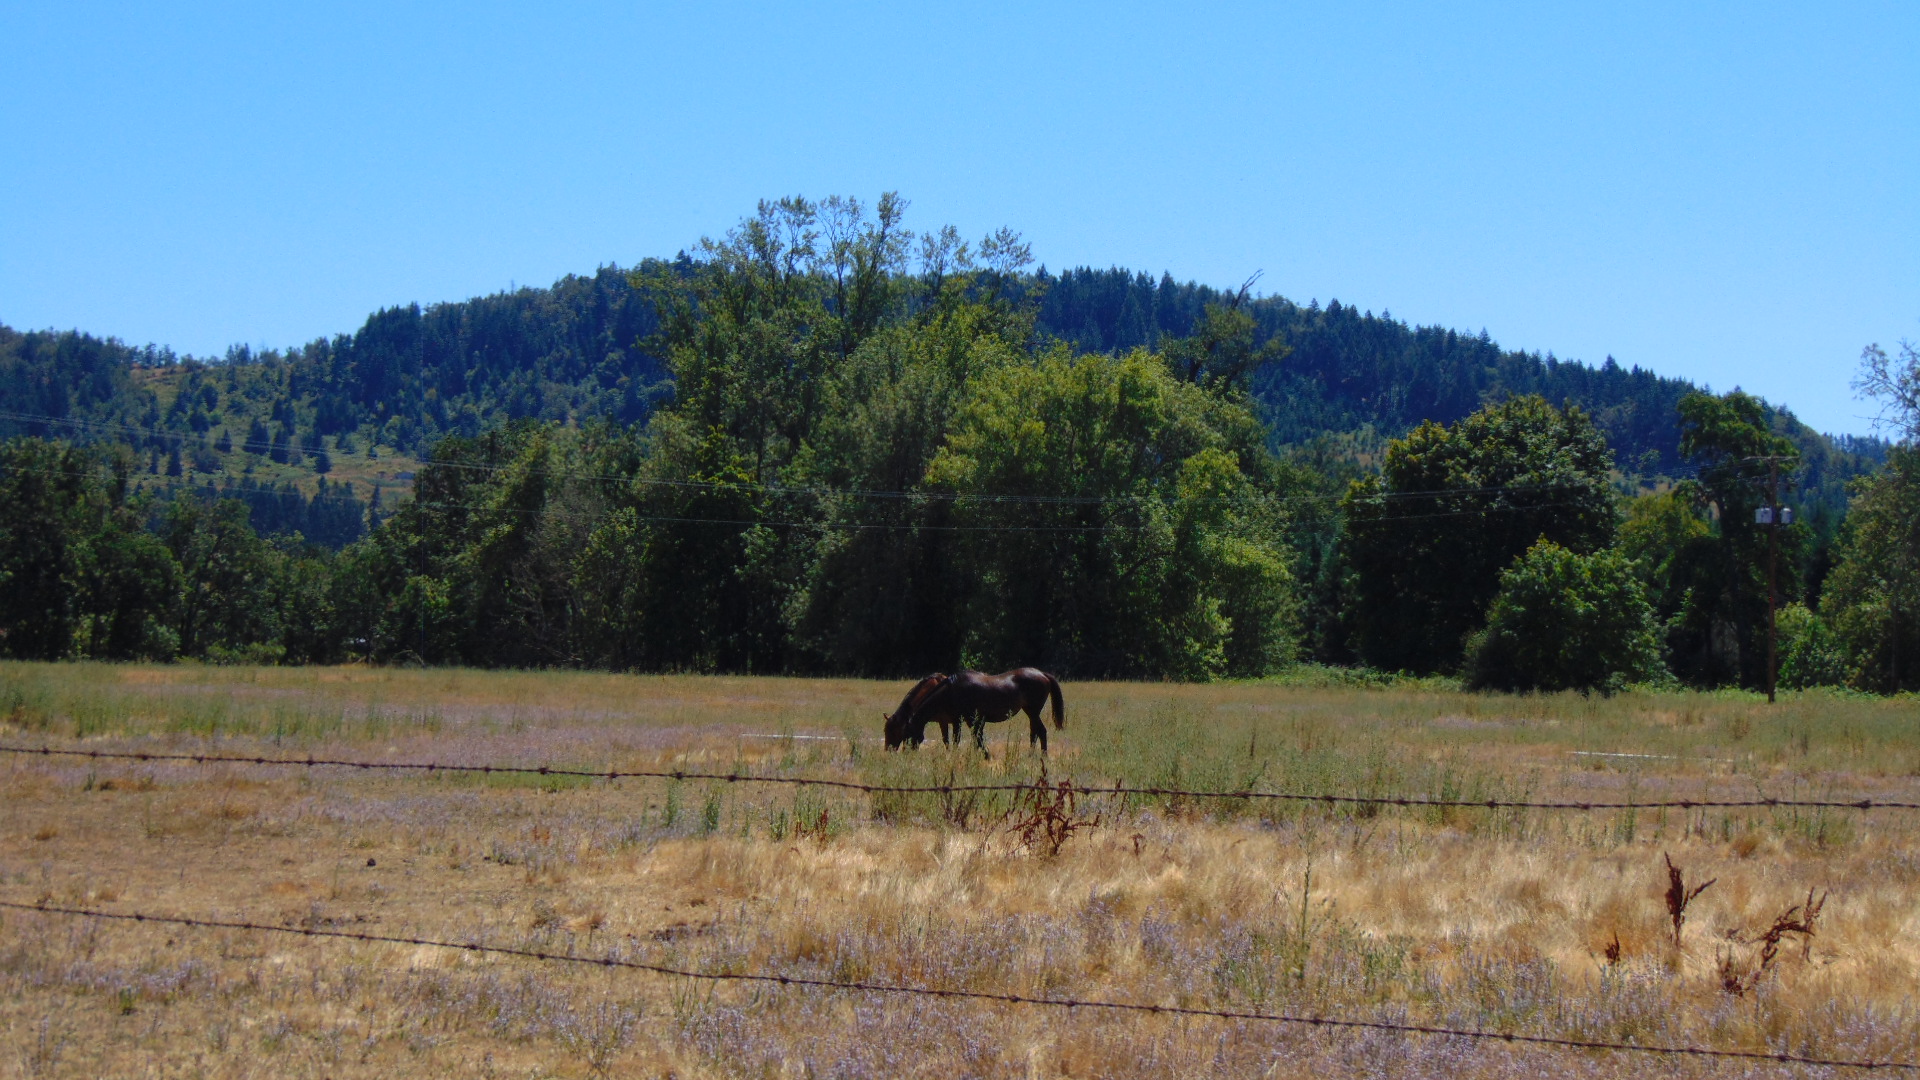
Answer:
891, 673, 947, 721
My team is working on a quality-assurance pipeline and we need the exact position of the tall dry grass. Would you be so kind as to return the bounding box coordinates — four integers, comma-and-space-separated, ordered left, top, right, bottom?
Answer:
2, 661, 1917, 1078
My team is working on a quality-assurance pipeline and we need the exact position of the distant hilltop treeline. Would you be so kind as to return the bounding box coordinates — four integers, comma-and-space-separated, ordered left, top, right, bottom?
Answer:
0, 261, 1888, 548
0, 195, 1912, 691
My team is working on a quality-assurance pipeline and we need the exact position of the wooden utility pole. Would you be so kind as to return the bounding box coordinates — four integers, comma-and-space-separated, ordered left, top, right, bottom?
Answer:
1765, 459, 1779, 705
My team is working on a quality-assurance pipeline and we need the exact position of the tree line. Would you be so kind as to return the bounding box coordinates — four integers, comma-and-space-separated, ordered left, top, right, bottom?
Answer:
0, 196, 1911, 691
4, 218, 1884, 542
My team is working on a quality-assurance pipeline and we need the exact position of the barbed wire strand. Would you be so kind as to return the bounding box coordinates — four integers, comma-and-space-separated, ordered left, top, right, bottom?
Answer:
0, 900, 1907, 1070
4, 744, 1913, 811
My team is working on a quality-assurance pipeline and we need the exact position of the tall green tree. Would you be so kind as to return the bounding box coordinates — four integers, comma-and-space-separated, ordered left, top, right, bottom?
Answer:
0, 439, 178, 661
621, 197, 911, 672
1465, 540, 1666, 693
1820, 339, 1920, 691
1664, 390, 1803, 686
927, 349, 1297, 679
1342, 395, 1616, 673
0, 439, 105, 658
623, 195, 1040, 674
1160, 277, 1290, 393
788, 281, 1034, 674
161, 498, 281, 659
1822, 446, 1920, 692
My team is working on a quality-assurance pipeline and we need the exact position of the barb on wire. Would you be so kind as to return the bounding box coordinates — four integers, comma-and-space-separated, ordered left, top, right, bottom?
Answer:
3, 743, 1915, 812
0, 900, 1908, 1070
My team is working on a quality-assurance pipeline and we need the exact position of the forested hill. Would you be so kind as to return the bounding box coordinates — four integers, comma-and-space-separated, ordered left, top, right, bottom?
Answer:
0, 261, 1882, 542
1037, 268, 1701, 464
0, 264, 673, 453
1031, 269, 1883, 505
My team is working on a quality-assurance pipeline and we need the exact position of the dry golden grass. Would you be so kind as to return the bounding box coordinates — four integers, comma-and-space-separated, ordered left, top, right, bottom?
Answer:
1, 661, 1917, 1078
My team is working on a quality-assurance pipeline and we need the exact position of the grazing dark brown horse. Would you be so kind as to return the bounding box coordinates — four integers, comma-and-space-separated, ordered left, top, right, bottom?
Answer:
886, 668, 1064, 755
882, 673, 960, 748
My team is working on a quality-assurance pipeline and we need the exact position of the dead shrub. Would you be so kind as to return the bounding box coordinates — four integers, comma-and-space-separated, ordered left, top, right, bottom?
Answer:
1662, 852, 1715, 949
1720, 887, 1828, 995
1005, 780, 1100, 857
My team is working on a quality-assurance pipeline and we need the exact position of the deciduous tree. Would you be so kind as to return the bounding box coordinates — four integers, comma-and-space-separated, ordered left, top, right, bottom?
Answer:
1343, 396, 1615, 674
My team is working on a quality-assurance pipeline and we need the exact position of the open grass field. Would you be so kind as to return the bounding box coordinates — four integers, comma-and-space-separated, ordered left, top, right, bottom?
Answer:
2, 662, 1917, 1078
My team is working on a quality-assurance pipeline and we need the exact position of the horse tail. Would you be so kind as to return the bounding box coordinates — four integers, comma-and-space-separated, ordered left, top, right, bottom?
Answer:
1046, 672, 1065, 730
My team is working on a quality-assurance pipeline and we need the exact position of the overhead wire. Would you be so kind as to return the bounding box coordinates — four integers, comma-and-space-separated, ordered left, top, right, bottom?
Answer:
0, 405, 1658, 508
0, 448, 1623, 535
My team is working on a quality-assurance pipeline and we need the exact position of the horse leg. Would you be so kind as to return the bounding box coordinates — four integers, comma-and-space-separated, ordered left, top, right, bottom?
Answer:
970, 714, 989, 758
1025, 703, 1048, 753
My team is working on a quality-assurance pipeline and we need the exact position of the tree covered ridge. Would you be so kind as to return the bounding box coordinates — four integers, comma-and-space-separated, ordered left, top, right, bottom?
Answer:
0, 194, 1910, 693
2, 244, 1889, 539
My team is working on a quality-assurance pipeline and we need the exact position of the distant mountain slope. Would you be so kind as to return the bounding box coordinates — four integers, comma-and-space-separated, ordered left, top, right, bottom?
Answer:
1029, 266, 1885, 517
1039, 267, 1752, 468
2, 262, 1885, 544
0, 264, 671, 447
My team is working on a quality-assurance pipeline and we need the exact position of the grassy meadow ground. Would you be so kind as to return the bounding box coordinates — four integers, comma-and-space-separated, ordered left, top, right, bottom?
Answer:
1, 662, 1917, 1078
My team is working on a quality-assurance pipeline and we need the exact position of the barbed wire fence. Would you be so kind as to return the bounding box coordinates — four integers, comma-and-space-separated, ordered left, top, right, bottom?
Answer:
0, 900, 1911, 1071
7, 739, 1918, 1070
4, 742, 1918, 812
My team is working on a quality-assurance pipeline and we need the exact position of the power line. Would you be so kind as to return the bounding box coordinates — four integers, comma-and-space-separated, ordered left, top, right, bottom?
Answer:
0, 900, 1908, 1071
0, 455, 1617, 535
392, 496, 1613, 534
4, 744, 1913, 811
0, 406, 1623, 508
396, 452, 1602, 508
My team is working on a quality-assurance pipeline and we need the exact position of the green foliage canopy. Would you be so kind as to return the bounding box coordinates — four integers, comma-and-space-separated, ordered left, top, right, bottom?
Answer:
1343, 395, 1616, 674
0, 198, 1907, 694
927, 349, 1297, 679
1821, 446, 1920, 692
1465, 540, 1666, 693
1660, 391, 1805, 687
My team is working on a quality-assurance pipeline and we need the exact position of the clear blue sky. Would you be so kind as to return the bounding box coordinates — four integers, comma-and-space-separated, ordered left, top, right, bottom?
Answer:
2, 1, 1914, 436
